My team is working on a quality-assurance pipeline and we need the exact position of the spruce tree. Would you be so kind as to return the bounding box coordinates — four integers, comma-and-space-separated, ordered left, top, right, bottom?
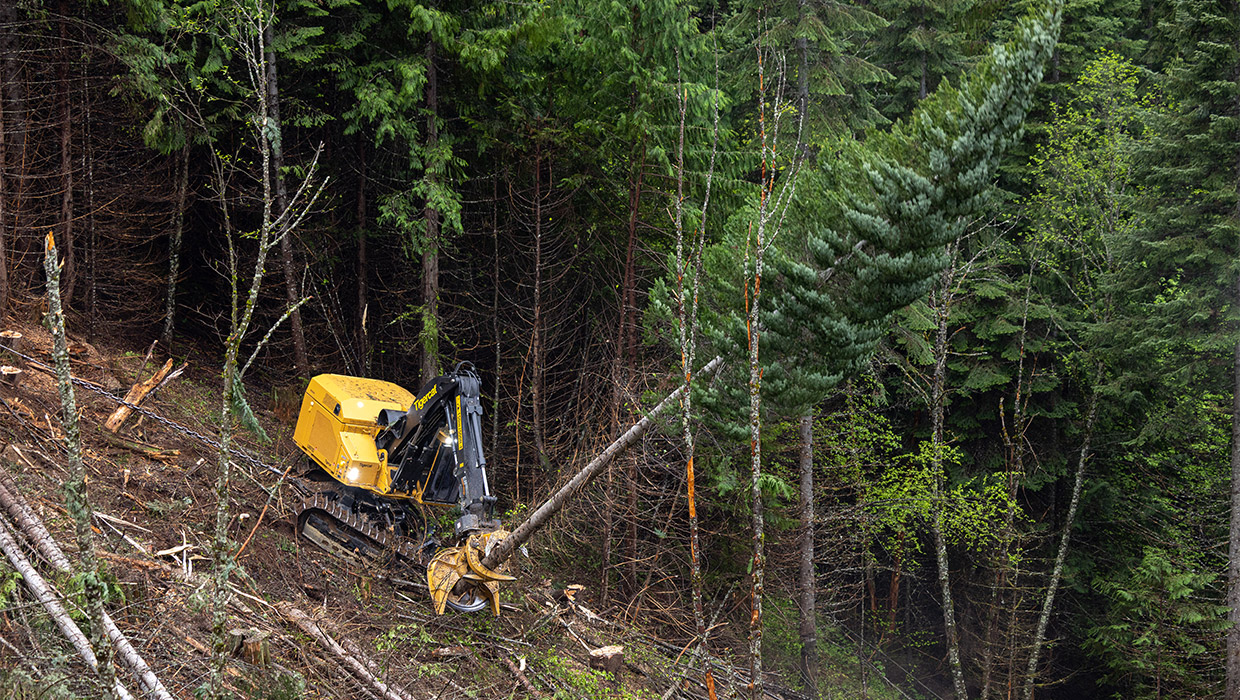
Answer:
1133, 0, 1239, 692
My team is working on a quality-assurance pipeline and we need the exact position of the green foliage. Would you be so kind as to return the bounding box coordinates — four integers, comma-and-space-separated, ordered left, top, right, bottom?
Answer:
0, 669, 79, 700
1085, 548, 1228, 698
146, 496, 193, 517
376, 623, 434, 652
864, 440, 1025, 558
0, 563, 20, 610
539, 653, 654, 700
236, 671, 307, 700
229, 381, 269, 443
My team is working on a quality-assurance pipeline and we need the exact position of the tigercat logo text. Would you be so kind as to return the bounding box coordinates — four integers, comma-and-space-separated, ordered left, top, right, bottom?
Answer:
414, 385, 438, 411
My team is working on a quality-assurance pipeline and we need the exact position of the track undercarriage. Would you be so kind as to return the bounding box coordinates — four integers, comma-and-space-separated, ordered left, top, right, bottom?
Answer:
293, 475, 509, 614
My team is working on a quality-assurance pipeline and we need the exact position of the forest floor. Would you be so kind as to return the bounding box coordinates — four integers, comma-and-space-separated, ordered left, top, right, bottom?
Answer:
0, 319, 825, 700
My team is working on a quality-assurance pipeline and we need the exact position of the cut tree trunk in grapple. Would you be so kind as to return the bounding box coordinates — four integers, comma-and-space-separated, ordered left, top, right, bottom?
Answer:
482, 356, 722, 571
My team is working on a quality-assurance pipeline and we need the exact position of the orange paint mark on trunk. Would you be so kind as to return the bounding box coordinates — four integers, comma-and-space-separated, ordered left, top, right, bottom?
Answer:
687, 456, 696, 518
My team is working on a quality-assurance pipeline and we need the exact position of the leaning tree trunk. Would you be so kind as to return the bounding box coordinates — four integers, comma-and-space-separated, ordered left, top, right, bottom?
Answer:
44, 233, 115, 699
0, 471, 173, 700
482, 357, 723, 571
1021, 388, 1098, 700
0, 520, 134, 700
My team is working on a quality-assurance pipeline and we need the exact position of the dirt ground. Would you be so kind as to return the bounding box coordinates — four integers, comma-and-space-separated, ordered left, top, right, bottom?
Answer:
0, 320, 796, 700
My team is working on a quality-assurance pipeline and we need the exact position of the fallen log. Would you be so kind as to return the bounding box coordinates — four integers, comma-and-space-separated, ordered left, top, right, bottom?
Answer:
483, 356, 722, 570
276, 602, 417, 700
0, 466, 174, 700
503, 656, 545, 698
104, 359, 184, 433
0, 518, 136, 700
98, 428, 181, 461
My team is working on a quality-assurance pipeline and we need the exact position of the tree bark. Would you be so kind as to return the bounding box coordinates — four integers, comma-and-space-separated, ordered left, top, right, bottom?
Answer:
797, 412, 818, 698
532, 139, 546, 462
483, 357, 722, 571
1, 0, 25, 289
44, 233, 114, 699
1021, 389, 1098, 700
929, 267, 968, 700
0, 73, 8, 318
1226, 23, 1240, 696
58, 4, 75, 307
277, 603, 415, 700
356, 139, 369, 375
420, 39, 441, 383
0, 471, 173, 700
163, 147, 189, 349
265, 25, 309, 377
0, 519, 135, 700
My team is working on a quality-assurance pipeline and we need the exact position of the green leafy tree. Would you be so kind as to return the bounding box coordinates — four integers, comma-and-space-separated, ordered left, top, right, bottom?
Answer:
1086, 548, 1229, 699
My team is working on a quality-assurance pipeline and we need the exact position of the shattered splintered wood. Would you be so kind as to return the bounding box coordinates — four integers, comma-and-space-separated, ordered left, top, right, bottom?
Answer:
105, 358, 183, 432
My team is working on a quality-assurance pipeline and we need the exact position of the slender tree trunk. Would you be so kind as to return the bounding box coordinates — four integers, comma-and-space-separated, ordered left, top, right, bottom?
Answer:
620, 143, 645, 593
491, 175, 501, 461
163, 146, 189, 348
0, 76, 8, 318
265, 25, 308, 377
983, 267, 1035, 700
420, 39, 441, 383
929, 272, 968, 700
532, 139, 546, 462
1021, 388, 1098, 700
58, 6, 75, 307
1226, 28, 1240, 696
2, 1, 25, 283
356, 139, 369, 375
43, 234, 115, 699
82, 55, 97, 338
673, 67, 714, 693
798, 412, 818, 698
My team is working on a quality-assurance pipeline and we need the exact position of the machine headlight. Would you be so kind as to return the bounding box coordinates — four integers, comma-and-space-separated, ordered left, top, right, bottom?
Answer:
346, 467, 360, 482
437, 429, 455, 447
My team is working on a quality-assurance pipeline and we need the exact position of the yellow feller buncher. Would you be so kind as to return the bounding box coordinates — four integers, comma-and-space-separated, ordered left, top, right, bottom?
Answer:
291, 362, 514, 614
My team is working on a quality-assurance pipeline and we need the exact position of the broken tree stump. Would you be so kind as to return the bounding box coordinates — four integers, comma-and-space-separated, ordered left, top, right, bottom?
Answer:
227, 627, 271, 667
589, 645, 625, 674
105, 358, 180, 432
0, 331, 25, 389
0, 330, 25, 364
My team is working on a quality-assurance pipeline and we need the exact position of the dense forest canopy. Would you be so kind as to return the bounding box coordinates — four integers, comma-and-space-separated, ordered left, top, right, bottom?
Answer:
0, 0, 1237, 698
